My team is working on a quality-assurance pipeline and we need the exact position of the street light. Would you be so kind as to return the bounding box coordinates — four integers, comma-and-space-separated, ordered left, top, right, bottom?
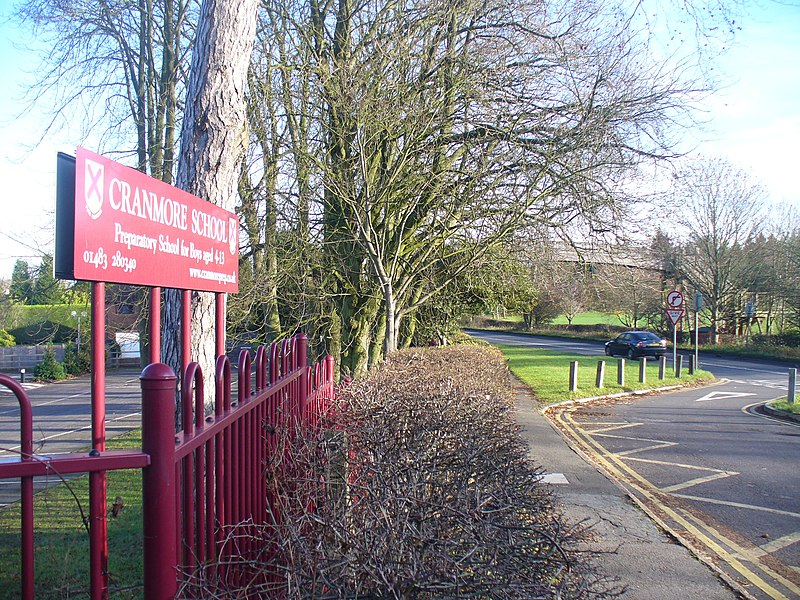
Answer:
71, 310, 87, 353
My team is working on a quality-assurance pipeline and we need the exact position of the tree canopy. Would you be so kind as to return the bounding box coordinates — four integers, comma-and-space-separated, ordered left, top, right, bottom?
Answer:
15, 0, 748, 373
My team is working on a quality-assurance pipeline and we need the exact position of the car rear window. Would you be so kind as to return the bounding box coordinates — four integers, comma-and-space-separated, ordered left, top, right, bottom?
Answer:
634, 333, 660, 341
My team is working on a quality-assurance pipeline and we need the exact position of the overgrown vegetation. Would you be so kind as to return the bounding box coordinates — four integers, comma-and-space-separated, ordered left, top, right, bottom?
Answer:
182, 345, 616, 598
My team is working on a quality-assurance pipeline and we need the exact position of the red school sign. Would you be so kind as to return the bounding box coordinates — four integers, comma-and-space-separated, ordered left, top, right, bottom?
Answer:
56, 147, 239, 293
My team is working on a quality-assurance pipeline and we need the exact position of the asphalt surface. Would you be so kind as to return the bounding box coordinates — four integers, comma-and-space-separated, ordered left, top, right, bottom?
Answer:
469, 329, 800, 599
0, 368, 142, 507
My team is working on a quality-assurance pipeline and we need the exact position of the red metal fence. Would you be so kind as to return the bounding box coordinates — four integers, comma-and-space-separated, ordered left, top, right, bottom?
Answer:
141, 334, 335, 597
0, 284, 334, 599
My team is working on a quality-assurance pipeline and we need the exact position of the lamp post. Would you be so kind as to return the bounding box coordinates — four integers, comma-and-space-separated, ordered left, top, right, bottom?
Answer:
71, 310, 87, 353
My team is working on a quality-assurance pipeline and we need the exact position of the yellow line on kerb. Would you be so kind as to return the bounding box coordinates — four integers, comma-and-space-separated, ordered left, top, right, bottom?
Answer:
555, 406, 798, 600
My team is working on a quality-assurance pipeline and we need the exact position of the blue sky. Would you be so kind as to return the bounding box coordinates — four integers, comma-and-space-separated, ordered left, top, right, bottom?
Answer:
0, 0, 798, 278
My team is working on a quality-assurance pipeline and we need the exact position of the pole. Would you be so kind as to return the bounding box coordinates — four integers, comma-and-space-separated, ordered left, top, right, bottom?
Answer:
141, 363, 178, 599
569, 361, 578, 392
596, 360, 605, 389
89, 282, 108, 599
789, 368, 797, 404
694, 310, 699, 370
672, 324, 677, 369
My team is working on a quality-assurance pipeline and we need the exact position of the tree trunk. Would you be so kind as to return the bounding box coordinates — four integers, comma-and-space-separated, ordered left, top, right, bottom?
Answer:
162, 0, 261, 410
383, 284, 397, 356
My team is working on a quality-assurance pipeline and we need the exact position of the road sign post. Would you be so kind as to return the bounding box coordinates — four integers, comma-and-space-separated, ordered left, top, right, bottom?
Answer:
665, 295, 684, 367
694, 292, 703, 370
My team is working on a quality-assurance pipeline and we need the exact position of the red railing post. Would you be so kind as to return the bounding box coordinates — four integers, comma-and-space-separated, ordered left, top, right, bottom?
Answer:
0, 375, 34, 600
89, 282, 109, 599
297, 334, 309, 419
141, 363, 178, 599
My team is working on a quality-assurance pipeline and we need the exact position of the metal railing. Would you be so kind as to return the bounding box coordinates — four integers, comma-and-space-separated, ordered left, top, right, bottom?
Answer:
1, 325, 334, 599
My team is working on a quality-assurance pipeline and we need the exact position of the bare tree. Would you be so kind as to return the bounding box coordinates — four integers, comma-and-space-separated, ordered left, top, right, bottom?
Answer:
671, 157, 766, 339
15, 0, 195, 178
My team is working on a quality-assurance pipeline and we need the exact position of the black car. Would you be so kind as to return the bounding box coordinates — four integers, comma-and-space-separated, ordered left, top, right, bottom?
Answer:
604, 331, 667, 359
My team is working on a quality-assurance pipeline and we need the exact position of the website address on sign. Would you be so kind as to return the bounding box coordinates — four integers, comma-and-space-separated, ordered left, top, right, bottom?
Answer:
189, 268, 237, 285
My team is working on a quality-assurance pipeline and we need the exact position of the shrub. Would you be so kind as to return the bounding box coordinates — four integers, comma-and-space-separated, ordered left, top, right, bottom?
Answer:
34, 347, 66, 381
182, 345, 613, 598
63, 341, 91, 376
0, 329, 14, 347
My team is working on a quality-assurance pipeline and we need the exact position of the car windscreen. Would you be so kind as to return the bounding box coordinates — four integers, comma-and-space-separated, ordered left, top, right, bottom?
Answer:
633, 333, 660, 341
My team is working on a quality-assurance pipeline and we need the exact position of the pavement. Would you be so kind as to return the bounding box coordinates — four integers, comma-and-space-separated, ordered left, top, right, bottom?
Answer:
512, 381, 740, 599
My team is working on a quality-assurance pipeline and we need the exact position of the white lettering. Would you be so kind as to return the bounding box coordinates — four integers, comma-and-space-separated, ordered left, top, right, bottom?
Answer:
191, 209, 228, 242
107, 177, 188, 231
158, 234, 182, 256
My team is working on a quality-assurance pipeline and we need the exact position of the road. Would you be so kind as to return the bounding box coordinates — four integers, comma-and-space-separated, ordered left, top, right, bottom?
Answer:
468, 329, 800, 600
0, 368, 143, 507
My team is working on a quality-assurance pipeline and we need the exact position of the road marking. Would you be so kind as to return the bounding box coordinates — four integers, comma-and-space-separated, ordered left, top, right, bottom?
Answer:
661, 471, 738, 493
743, 400, 800, 427
553, 406, 799, 599
589, 429, 678, 456
0, 411, 141, 454
760, 531, 800, 555
695, 390, 757, 402
672, 493, 800, 520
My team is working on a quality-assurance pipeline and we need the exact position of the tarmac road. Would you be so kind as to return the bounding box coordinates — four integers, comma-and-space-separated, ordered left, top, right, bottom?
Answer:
0, 368, 143, 507
469, 329, 800, 599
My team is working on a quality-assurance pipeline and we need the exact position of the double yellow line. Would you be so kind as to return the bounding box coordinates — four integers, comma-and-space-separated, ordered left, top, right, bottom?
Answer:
549, 405, 800, 600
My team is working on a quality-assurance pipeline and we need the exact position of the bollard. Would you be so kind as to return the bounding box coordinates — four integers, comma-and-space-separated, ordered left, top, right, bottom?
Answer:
19, 368, 25, 384
639, 357, 647, 384
789, 368, 797, 404
569, 361, 578, 392
675, 354, 683, 378
617, 359, 625, 386
658, 355, 666, 380
596, 360, 605, 389
688, 354, 695, 375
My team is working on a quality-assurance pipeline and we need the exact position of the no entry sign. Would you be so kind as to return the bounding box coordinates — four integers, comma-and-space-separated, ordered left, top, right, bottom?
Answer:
56, 148, 239, 293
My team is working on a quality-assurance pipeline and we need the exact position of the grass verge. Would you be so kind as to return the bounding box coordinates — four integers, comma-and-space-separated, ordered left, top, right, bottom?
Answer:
496, 344, 715, 404
768, 399, 800, 415
0, 430, 144, 599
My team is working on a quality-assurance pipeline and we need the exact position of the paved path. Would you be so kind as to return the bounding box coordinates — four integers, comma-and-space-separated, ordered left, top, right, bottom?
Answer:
513, 382, 739, 599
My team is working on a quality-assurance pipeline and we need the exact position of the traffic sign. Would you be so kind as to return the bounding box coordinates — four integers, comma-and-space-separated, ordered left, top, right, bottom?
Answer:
667, 290, 684, 309
665, 308, 684, 326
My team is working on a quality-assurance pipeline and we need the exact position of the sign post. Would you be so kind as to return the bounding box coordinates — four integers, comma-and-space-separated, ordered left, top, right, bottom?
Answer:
665, 290, 684, 367
694, 292, 703, 369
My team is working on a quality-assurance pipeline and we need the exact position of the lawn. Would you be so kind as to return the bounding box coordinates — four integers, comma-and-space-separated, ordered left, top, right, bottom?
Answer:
769, 399, 800, 415
550, 311, 622, 326
0, 431, 144, 599
496, 344, 715, 404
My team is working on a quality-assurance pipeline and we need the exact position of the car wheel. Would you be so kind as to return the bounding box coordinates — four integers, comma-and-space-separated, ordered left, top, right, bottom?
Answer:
605, 346, 612, 356
626, 349, 635, 360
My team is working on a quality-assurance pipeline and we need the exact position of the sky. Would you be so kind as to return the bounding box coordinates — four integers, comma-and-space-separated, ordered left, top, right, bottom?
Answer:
0, 0, 798, 279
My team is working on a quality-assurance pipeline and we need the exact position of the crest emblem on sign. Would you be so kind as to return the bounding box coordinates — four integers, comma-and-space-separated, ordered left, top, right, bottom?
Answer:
84, 159, 104, 220
228, 217, 238, 255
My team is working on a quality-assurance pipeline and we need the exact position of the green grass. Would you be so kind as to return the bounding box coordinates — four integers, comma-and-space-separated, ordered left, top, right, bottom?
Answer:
769, 399, 800, 415
496, 344, 715, 404
550, 312, 622, 326
0, 431, 144, 599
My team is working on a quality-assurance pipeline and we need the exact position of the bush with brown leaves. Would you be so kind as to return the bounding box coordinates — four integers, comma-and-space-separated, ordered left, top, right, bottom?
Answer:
183, 345, 614, 598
